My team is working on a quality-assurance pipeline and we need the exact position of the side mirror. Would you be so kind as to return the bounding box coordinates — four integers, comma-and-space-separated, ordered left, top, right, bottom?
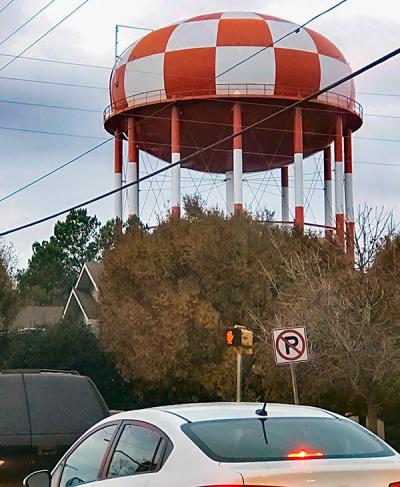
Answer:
24, 470, 51, 487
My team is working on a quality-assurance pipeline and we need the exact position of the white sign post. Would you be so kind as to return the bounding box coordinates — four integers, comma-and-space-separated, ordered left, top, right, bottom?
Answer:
272, 327, 309, 405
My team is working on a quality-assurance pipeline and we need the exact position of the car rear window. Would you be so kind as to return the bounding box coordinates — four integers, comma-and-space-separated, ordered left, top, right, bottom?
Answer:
181, 417, 394, 463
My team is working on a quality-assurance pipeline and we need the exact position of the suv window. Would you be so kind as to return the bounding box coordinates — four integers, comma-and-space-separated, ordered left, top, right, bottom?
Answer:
108, 424, 164, 478
59, 424, 116, 487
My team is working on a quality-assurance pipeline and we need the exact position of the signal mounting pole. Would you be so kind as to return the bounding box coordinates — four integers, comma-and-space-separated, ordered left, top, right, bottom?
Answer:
226, 325, 253, 403
236, 352, 242, 402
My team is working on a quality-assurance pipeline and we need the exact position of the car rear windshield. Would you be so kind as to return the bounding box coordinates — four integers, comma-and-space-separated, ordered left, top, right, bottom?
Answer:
181, 417, 394, 463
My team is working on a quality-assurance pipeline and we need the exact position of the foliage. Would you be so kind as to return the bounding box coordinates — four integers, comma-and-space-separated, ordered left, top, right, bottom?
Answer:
0, 320, 134, 410
0, 243, 20, 331
18, 211, 120, 305
254, 233, 400, 433
99, 200, 338, 405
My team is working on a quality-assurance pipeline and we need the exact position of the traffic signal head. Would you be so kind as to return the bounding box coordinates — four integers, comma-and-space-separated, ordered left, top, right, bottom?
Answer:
226, 327, 242, 347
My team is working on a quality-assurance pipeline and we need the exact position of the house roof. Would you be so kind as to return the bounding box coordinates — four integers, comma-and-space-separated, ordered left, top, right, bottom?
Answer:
85, 262, 103, 285
12, 306, 63, 330
74, 289, 97, 320
63, 262, 103, 323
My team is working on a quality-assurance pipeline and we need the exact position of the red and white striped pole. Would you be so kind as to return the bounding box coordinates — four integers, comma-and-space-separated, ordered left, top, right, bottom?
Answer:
127, 117, 139, 218
344, 128, 355, 259
233, 103, 243, 215
226, 170, 234, 216
114, 131, 123, 221
171, 106, 181, 218
281, 166, 289, 223
324, 145, 334, 238
294, 108, 304, 231
335, 116, 345, 248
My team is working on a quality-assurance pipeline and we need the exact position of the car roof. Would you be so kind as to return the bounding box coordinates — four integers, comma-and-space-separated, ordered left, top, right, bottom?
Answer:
110, 402, 338, 424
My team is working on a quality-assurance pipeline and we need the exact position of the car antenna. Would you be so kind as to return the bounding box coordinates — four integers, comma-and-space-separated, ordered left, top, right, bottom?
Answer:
255, 385, 274, 417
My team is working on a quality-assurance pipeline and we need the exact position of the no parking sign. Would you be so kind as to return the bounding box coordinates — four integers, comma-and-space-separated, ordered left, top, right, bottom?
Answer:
272, 327, 309, 365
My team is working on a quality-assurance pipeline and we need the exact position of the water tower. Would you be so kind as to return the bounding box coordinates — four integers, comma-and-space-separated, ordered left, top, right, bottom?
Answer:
103, 11, 363, 255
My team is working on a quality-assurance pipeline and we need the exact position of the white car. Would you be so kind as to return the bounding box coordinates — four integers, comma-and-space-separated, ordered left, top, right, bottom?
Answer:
24, 402, 400, 487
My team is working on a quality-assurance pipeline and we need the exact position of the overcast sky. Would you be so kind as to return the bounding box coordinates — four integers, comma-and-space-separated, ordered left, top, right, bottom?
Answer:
0, 0, 398, 268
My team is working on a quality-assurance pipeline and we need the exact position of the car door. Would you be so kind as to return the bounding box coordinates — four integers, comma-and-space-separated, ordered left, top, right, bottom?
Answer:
52, 423, 118, 487
96, 421, 172, 487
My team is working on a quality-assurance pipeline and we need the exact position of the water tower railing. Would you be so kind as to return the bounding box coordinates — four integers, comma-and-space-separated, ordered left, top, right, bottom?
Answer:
104, 83, 363, 121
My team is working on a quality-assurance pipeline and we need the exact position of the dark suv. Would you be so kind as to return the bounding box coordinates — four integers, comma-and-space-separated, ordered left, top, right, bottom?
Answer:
0, 369, 110, 486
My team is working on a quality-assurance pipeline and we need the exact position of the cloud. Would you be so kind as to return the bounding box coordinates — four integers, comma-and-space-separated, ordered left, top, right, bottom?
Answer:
0, 0, 398, 266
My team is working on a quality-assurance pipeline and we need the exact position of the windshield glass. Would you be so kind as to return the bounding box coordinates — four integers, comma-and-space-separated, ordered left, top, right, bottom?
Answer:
181, 417, 394, 463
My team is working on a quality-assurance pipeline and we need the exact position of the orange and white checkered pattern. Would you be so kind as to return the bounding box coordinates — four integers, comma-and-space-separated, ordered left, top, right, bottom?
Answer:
111, 11, 355, 111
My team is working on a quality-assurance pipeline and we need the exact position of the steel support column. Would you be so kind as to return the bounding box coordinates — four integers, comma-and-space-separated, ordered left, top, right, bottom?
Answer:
233, 103, 243, 215
114, 131, 123, 221
344, 128, 355, 259
127, 117, 139, 218
294, 108, 304, 231
171, 106, 181, 218
281, 166, 290, 223
324, 145, 334, 238
335, 116, 345, 248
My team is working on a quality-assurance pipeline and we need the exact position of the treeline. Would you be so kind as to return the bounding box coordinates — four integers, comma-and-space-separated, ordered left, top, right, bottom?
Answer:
0, 200, 399, 447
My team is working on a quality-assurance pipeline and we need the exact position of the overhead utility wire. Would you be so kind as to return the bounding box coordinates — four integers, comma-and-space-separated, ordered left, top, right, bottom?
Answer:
0, 1, 347, 203
0, 97, 398, 121
0, 139, 112, 203
1, 47, 398, 237
0, 0, 57, 47
0, 0, 16, 14
106, 0, 349, 136
0, 74, 106, 90
0, 0, 90, 73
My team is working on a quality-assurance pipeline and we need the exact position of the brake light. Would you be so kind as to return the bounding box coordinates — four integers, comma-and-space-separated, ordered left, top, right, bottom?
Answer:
287, 450, 324, 459
389, 483, 400, 486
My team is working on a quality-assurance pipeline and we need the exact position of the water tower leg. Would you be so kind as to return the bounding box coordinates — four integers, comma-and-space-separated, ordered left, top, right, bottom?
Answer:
335, 116, 345, 249
114, 131, 123, 221
294, 108, 304, 232
281, 166, 289, 224
171, 106, 181, 218
127, 117, 139, 219
233, 103, 243, 215
226, 170, 234, 216
344, 129, 355, 260
324, 145, 334, 238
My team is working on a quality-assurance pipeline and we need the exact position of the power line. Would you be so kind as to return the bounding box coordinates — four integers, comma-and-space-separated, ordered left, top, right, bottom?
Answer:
0, 0, 16, 14
0, 0, 57, 47
0, 138, 112, 203
0, 98, 101, 112
1, 121, 399, 146
0, 0, 351, 206
0, 52, 110, 69
0, 0, 90, 73
0, 74, 107, 90
1, 96, 399, 121
1, 46, 398, 237
0, 125, 106, 140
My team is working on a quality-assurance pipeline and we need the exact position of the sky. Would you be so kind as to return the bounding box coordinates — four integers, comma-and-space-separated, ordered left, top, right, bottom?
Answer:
0, 0, 398, 268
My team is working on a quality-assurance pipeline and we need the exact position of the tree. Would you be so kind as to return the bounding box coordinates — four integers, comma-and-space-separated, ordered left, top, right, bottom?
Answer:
253, 234, 400, 433
98, 199, 336, 405
18, 209, 108, 305
0, 243, 19, 331
0, 320, 134, 410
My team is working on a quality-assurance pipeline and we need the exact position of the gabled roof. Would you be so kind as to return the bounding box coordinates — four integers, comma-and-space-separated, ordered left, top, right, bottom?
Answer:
63, 262, 103, 323
75, 262, 103, 293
